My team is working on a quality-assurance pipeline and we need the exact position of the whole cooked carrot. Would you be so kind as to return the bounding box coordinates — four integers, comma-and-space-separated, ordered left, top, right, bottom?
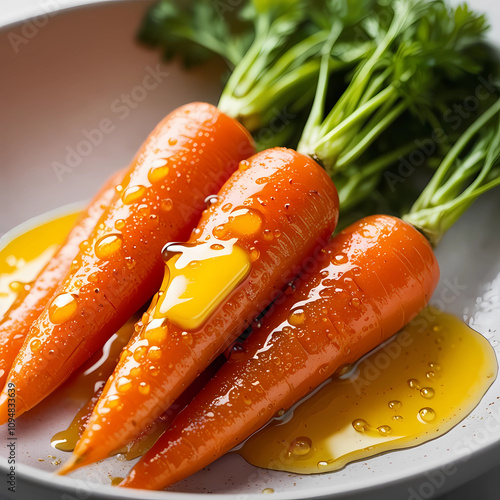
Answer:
0, 169, 125, 390
59, 147, 339, 473
0, 102, 254, 423
120, 214, 439, 490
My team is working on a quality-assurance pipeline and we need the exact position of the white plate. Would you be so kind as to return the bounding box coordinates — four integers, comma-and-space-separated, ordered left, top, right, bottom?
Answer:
1, 1, 500, 499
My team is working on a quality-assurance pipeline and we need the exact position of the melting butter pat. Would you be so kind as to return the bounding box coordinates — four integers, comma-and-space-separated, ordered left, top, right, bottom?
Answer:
157, 240, 251, 331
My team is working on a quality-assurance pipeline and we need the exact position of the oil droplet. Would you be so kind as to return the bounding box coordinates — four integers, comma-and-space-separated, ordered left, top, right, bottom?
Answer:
115, 219, 125, 231
288, 308, 306, 326
262, 488, 274, 494
317, 461, 329, 469
426, 371, 436, 380
49, 293, 78, 324
95, 234, 123, 260
111, 477, 124, 486
377, 425, 392, 437
237, 308, 497, 475
288, 437, 312, 457
408, 379, 420, 390
274, 229, 281, 238
168, 137, 177, 146
121, 185, 146, 204
420, 387, 435, 399
210, 243, 224, 251
352, 419, 368, 433
148, 165, 170, 184
161, 198, 173, 211
418, 408, 436, 423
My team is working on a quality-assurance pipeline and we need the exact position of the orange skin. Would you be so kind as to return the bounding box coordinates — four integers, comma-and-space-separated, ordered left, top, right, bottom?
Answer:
120, 215, 440, 490
59, 147, 339, 473
0, 102, 255, 423
0, 169, 125, 390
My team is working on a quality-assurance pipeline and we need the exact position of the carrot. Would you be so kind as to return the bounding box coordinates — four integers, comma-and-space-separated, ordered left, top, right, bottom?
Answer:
0, 169, 126, 390
58, 147, 340, 473
119, 214, 440, 490
0, 102, 254, 423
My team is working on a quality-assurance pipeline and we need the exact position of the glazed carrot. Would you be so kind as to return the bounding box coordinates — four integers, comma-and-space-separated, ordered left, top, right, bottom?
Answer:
120, 214, 439, 490
0, 102, 254, 423
0, 169, 125, 390
59, 147, 339, 473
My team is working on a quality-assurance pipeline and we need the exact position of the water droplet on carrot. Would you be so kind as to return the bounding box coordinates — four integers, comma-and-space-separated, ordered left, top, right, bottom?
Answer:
204, 195, 218, 208
222, 203, 232, 212
228, 344, 246, 362
160, 198, 173, 211
289, 308, 306, 326
168, 137, 177, 146
239, 160, 250, 171
148, 165, 170, 184
121, 185, 146, 204
116, 377, 132, 393
49, 293, 78, 324
138, 382, 150, 396
148, 346, 162, 360
263, 229, 274, 241
114, 219, 125, 231
30, 338, 42, 352
133, 346, 148, 362
95, 234, 123, 260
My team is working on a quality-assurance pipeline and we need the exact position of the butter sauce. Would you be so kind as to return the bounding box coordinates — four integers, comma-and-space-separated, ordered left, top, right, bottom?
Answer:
237, 308, 497, 473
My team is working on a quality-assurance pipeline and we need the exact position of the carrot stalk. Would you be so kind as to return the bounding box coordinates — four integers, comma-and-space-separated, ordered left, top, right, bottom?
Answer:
120, 214, 439, 490
0, 169, 125, 390
58, 147, 339, 473
0, 102, 254, 423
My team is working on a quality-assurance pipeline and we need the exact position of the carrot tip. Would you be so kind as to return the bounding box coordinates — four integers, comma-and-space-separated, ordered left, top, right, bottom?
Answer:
56, 455, 84, 476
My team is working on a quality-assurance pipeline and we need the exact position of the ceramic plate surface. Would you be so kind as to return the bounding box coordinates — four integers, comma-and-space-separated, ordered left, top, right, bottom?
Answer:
1, 1, 500, 499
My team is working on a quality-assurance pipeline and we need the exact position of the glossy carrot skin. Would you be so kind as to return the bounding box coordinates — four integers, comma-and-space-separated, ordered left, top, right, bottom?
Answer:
0, 102, 254, 423
62, 148, 339, 472
121, 215, 439, 490
0, 170, 125, 390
